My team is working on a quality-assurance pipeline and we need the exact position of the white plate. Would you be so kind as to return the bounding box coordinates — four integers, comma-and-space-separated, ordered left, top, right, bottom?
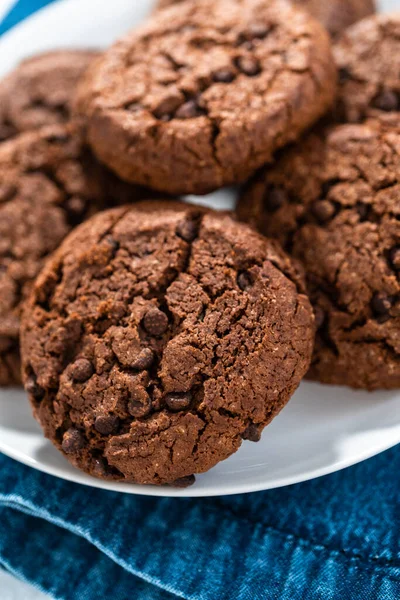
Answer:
0, 0, 399, 498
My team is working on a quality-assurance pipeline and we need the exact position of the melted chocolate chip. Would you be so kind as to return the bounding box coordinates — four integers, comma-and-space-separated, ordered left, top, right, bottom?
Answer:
128, 388, 152, 418
312, 200, 336, 223
176, 219, 198, 242
25, 375, 45, 400
237, 271, 253, 291
94, 415, 120, 435
175, 100, 203, 119
172, 475, 196, 488
242, 423, 262, 442
153, 95, 183, 120
373, 89, 399, 112
263, 186, 287, 212
212, 68, 236, 83
62, 428, 85, 453
338, 67, 351, 83
143, 308, 169, 336
236, 56, 261, 77
165, 392, 192, 412
371, 292, 393, 316
131, 348, 155, 371
70, 358, 94, 383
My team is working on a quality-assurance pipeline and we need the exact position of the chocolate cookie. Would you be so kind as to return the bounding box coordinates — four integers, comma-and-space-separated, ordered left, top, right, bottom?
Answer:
238, 116, 400, 390
21, 201, 314, 486
0, 125, 142, 386
76, 0, 336, 195
0, 50, 98, 142
155, 0, 375, 39
334, 14, 400, 123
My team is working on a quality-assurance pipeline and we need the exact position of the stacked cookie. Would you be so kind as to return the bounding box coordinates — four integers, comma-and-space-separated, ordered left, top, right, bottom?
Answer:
4, 0, 398, 488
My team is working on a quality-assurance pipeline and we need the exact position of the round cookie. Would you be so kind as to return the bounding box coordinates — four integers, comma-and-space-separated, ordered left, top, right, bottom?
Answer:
0, 125, 142, 386
21, 201, 314, 486
76, 0, 336, 195
0, 50, 99, 142
155, 0, 375, 39
238, 116, 400, 390
334, 14, 400, 123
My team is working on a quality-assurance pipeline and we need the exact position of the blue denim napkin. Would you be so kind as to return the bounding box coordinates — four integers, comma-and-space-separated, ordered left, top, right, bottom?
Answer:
1, 2, 400, 599
1, 449, 400, 600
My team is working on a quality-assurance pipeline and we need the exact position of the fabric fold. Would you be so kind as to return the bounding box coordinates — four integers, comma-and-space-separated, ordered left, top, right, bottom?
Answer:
1, 452, 400, 600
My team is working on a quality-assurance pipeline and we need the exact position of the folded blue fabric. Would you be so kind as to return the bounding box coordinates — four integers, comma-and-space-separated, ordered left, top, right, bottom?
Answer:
1, 449, 400, 600
1, 2, 400, 599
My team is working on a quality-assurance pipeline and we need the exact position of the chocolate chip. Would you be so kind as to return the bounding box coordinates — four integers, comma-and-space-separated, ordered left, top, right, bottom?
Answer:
128, 388, 152, 418
356, 202, 369, 221
338, 67, 351, 83
212, 68, 236, 83
171, 475, 196, 488
70, 358, 94, 383
65, 196, 87, 218
165, 392, 192, 412
62, 428, 85, 454
314, 306, 325, 330
264, 186, 287, 212
94, 415, 120, 435
153, 95, 183, 120
25, 375, 45, 400
389, 247, 400, 271
126, 102, 142, 112
176, 219, 198, 242
237, 271, 252, 291
312, 200, 336, 223
242, 423, 262, 442
131, 348, 155, 370
371, 292, 393, 315
175, 100, 202, 119
236, 56, 261, 77
143, 308, 169, 337
373, 89, 399, 112
246, 23, 270, 39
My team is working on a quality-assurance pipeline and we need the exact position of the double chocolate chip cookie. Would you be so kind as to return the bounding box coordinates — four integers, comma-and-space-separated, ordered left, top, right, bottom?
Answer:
21, 201, 314, 486
155, 0, 375, 39
334, 14, 400, 123
76, 0, 336, 195
238, 116, 400, 390
0, 125, 142, 386
0, 50, 98, 142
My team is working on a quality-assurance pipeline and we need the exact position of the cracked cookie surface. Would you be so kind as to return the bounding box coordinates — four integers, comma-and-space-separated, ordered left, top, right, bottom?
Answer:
155, 0, 375, 39
0, 50, 99, 142
334, 14, 400, 123
21, 201, 314, 486
0, 124, 144, 386
76, 0, 336, 195
238, 116, 400, 390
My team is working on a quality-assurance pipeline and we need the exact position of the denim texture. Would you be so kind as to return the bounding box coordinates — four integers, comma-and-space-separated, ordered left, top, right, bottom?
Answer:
1, 2, 400, 599
1, 450, 400, 599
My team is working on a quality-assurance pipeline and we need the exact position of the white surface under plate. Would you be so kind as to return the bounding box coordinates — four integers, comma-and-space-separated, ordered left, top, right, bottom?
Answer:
0, 0, 399, 498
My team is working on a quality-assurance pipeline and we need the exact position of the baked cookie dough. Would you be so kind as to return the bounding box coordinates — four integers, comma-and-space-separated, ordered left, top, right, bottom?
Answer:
0, 50, 99, 142
76, 0, 336, 195
155, 0, 375, 38
21, 201, 314, 486
0, 125, 141, 386
238, 116, 400, 390
334, 14, 400, 123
